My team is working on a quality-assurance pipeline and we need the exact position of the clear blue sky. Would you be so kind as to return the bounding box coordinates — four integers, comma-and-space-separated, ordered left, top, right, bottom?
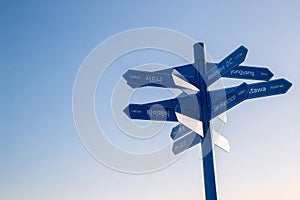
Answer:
1, 1, 300, 200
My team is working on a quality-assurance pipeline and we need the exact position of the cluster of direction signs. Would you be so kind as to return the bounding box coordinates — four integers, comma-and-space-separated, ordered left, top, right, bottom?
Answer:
122, 45, 292, 155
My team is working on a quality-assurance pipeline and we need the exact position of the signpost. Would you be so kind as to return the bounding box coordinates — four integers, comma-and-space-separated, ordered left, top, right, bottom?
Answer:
122, 42, 292, 200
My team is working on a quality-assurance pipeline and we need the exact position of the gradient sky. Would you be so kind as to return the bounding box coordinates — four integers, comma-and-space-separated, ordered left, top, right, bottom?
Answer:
1, 1, 300, 200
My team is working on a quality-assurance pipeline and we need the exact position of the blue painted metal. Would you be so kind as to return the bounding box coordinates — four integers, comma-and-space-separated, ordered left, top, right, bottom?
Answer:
222, 65, 273, 81
208, 78, 292, 102
172, 132, 202, 155
122, 69, 177, 88
247, 78, 292, 99
194, 43, 219, 200
123, 93, 202, 122
208, 83, 249, 120
170, 124, 193, 140
123, 103, 178, 121
206, 46, 248, 86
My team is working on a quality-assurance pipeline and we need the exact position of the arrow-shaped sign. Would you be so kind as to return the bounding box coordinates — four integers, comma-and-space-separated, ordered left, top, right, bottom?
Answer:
247, 78, 292, 99
208, 78, 292, 102
206, 46, 248, 86
221, 65, 273, 81
122, 68, 177, 88
123, 93, 201, 122
172, 132, 202, 155
123, 103, 178, 121
208, 82, 249, 120
170, 124, 193, 140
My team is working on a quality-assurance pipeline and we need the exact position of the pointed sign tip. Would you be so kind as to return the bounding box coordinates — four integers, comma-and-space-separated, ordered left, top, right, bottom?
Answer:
123, 105, 130, 118
122, 69, 139, 81
122, 70, 143, 88
277, 78, 293, 88
284, 79, 293, 91
122, 70, 130, 80
267, 69, 275, 80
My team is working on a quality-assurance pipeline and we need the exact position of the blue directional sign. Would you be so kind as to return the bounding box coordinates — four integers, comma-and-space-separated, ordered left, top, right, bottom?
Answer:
208, 83, 249, 120
222, 65, 274, 81
124, 93, 202, 122
122, 42, 292, 200
123, 103, 178, 121
208, 78, 292, 103
122, 69, 177, 88
247, 78, 292, 99
206, 46, 248, 85
170, 124, 193, 140
172, 132, 202, 155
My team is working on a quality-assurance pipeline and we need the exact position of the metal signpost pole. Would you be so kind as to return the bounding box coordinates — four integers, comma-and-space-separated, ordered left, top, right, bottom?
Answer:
194, 43, 218, 200
123, 41, 292, 200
